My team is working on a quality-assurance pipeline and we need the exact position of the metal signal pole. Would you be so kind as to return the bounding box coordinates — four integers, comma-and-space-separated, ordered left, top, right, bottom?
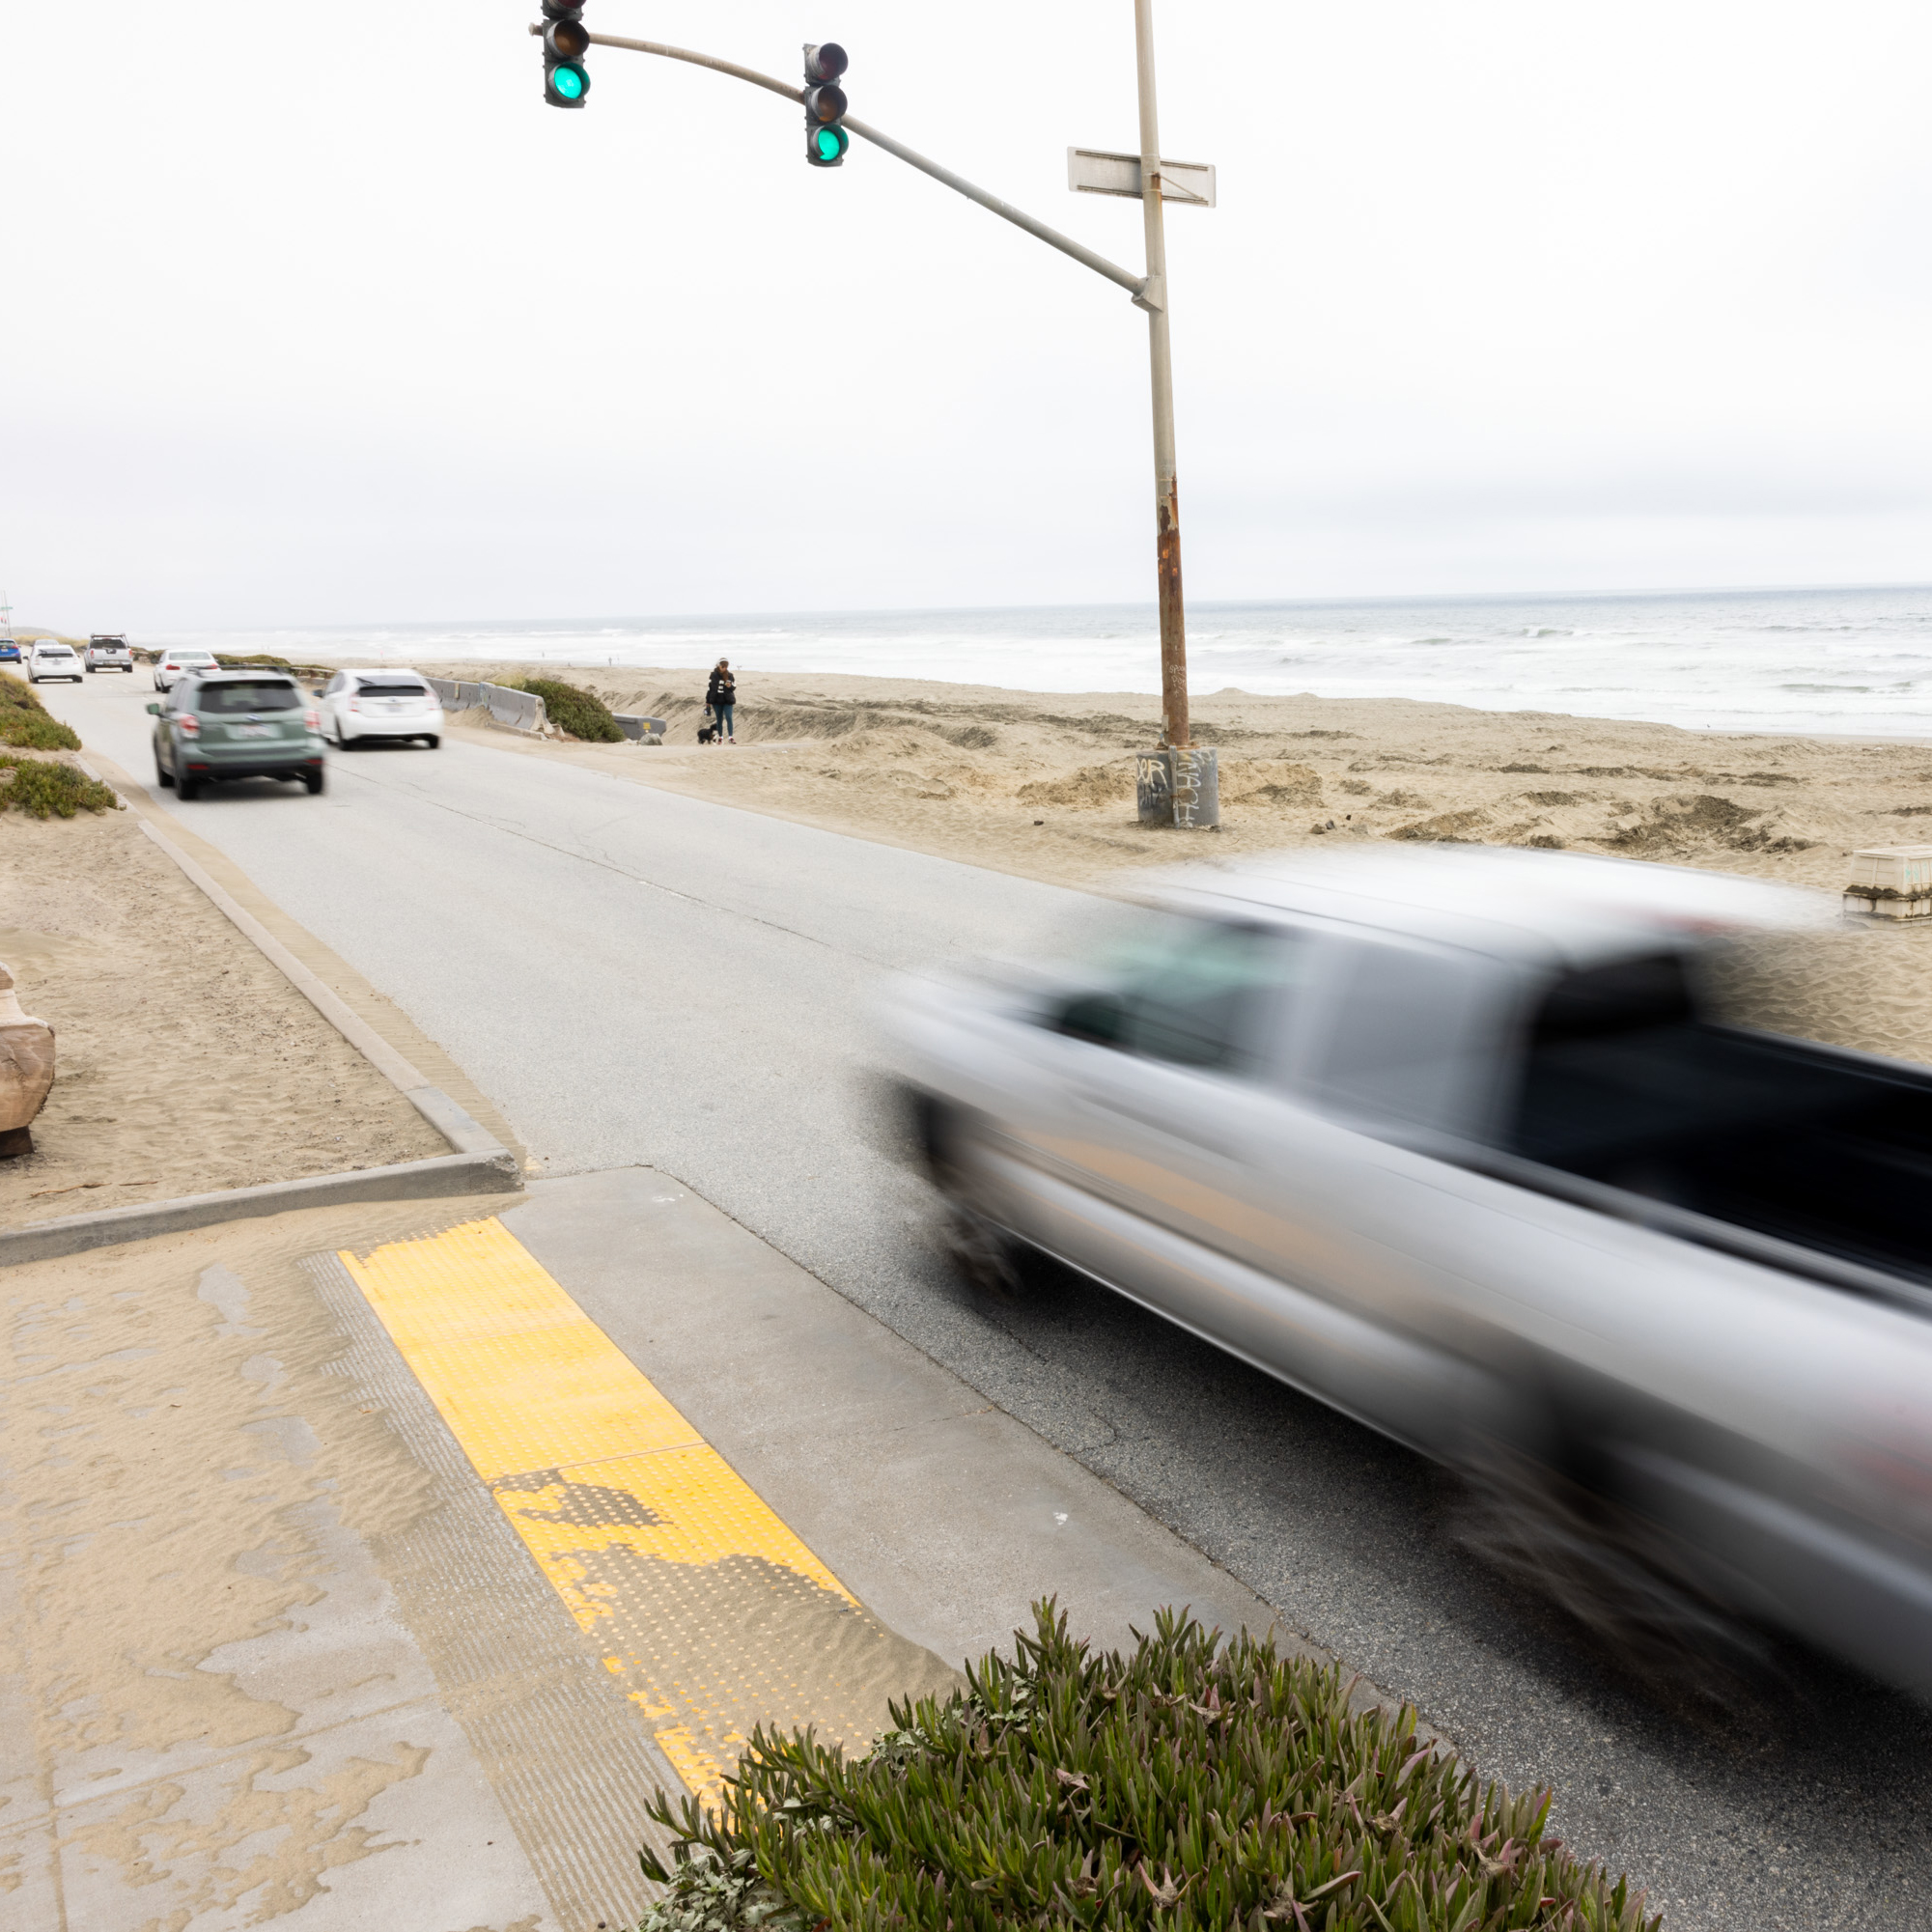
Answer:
1134, 0, 1187, 753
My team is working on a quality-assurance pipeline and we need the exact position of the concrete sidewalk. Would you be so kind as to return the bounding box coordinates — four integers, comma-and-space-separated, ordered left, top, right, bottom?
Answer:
3, 1167, 1293, 1932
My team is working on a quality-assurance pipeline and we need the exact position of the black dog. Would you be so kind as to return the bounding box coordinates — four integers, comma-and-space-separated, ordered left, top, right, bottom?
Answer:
697, 724, 719, 745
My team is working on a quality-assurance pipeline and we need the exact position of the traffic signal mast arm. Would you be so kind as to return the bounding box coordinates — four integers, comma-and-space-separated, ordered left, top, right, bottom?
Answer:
561, 26, 1153, 305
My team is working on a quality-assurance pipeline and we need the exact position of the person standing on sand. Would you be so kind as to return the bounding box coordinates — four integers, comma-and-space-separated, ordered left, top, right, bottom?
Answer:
706, 658, 737, 742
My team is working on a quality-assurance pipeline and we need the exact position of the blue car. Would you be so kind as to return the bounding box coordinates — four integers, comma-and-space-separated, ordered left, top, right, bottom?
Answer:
0, 640, 19, 664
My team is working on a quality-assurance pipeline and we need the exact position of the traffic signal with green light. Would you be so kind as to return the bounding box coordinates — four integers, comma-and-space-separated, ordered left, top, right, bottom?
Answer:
802, 43, 848, 166
542, 0, 591, 108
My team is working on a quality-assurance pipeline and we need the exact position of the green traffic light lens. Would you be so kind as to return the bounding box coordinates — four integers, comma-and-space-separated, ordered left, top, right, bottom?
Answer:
553, 64, 585, 99
814, 126, 846, 161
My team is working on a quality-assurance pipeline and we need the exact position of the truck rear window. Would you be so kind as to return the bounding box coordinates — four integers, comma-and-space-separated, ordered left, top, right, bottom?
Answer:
199, 681, 300, 714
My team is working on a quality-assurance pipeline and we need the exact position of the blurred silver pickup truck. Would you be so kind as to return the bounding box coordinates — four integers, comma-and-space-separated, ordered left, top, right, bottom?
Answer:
889, 847, 1932, 1695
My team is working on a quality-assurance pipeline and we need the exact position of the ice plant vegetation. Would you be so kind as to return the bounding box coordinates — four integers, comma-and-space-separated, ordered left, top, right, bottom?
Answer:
516, 676, 627, 742
0, 672, 82, 751
633, 1604, 1657, 1932
0, 753, 121, 819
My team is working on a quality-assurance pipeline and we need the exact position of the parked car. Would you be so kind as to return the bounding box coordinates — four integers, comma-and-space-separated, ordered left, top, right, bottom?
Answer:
84, 634, 135, 674
0, 639, 19, 664
148, 669, 324, 798
888, 844, 1932, 1701
25, 641, 82, 684
152, 649, 218, 692
314, 667, 442, 748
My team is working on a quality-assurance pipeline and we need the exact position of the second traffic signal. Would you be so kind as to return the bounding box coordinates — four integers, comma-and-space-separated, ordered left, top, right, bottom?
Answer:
802, 42, 848, 165
542, 0, 591, 108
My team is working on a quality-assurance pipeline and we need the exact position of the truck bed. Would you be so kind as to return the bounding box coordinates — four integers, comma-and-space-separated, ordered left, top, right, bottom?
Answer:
1508, 1022, 1932, 1287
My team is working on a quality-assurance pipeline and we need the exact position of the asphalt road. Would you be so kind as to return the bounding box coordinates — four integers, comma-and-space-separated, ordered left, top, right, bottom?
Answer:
40, 668, 1932, 1929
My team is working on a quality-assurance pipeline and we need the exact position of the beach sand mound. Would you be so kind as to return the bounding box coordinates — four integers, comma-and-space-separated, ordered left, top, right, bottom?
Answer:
1390, 807, 1493, 842
1224, 760, 1324, 807
1018, 762, 1136, 809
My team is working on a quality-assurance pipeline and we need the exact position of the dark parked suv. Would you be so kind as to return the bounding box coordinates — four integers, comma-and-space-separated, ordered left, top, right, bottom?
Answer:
148, 671, 325, 799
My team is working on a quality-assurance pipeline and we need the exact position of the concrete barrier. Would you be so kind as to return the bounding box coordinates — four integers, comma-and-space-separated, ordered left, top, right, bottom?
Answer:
484, 684, 546, 733
613, 714, 666, 743
426, 677, 544, 730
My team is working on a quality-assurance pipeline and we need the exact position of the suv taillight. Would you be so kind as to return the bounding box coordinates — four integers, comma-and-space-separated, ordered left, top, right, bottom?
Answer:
303, 709, 321, 731
177, 714, 200, 737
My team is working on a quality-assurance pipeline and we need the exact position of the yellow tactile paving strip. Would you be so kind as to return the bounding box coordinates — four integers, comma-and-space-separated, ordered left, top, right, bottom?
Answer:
339, 1217, 953, 1808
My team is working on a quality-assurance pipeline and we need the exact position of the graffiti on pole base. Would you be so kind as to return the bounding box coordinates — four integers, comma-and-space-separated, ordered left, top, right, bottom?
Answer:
1136, 747, 1219, 829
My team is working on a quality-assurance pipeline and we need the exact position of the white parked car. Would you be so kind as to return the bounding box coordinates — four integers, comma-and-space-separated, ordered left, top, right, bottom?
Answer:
315, 668, 442, 749
25, 641, 83, 684
153, 649, 218, 692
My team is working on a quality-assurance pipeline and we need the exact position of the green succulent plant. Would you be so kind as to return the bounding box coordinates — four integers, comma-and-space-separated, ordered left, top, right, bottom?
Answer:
630, 1603, 1657, 1932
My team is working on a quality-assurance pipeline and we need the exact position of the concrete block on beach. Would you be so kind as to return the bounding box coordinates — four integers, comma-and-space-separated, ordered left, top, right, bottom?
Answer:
1845, 845, 1932, 919
0, 961, 56, 1160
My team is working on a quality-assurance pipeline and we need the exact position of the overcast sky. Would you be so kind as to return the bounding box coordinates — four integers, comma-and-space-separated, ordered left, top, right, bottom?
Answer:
4, 1, 1931, 630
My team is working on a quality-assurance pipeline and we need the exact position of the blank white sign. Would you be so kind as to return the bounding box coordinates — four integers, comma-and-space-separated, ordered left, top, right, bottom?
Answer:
1067, 148, 1217, 207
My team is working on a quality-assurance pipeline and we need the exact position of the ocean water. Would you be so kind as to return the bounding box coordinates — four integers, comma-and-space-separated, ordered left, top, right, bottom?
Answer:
162, 582, 1932, 741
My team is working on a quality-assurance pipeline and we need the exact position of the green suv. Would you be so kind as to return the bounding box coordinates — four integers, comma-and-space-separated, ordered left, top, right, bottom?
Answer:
149, 671, 325, 799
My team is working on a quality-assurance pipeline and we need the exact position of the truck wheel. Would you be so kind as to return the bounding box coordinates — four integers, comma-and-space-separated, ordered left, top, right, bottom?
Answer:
913, 1095, 1026, 1299
940, 1199, 1025, 1300
1451, 1439, 1773, 1713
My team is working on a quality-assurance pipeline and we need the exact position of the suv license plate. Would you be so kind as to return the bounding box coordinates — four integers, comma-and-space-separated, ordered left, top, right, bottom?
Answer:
234, 724, 273, 739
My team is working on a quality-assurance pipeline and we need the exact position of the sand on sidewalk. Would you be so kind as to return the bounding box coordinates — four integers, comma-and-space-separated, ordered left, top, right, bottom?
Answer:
0, 804, 446, 1227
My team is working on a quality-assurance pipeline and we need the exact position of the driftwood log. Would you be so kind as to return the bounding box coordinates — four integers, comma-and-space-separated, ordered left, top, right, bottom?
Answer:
0, 961, 55, 1160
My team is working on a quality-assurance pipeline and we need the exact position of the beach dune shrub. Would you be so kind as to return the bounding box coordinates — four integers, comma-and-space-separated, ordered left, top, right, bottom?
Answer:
0, 754, 123, 818
516, 676, 625, 742
633, 1604, 1658, 1932
0, 673, 83, 752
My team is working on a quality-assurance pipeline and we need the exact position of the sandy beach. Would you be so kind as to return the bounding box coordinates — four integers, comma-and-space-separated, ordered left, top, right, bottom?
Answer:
389, 659, 1925, 881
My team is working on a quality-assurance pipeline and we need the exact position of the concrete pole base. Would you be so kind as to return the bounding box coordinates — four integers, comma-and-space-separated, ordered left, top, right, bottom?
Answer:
1135, 746, 1219, 829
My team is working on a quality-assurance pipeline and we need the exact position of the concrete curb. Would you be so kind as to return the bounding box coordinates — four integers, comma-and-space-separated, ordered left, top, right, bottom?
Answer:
0, 1152, 518, 1266
2, 771, 521, 1267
